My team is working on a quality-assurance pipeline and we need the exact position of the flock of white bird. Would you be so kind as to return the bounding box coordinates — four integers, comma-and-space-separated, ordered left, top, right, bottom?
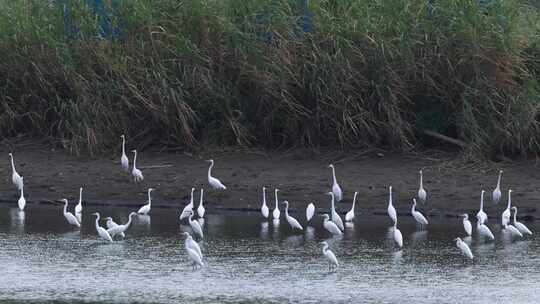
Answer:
5, 137, 535, 269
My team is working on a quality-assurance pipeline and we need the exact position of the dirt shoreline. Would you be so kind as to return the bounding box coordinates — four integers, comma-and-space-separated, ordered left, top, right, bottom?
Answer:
1, 143, 539, 220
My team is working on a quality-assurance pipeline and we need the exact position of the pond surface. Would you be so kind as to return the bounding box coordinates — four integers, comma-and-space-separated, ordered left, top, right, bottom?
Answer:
0, 204, 538, 303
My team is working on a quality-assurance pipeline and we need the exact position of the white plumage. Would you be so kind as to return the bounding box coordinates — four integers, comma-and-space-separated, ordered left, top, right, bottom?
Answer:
418, 170, 427, 204
93, 212, 113, 242
492, 170, 502, 204
107, 212, 137, 238
462, 214, 472, 236
120, 135, 129, 172
393, 220, 403, 248
197, 189, 205, 218
272, 189, 280, 220
62, 199, 80, 227
131, 150, 144, 182
504, 224, 523, 238
9, 153, 23, 191
476, 190, 488, 225
283, 201, 303, 230
321, 241, 339, 268
17, 177, 26, 211
137, 188, 154, 215
189, 210, 204, 239
476, 215, 495, 240
411, 198, 428, 226
306, 202, 315, 222
345, 192, 358, 222
454, 237, 473, 260
387, 186, 397, 224
322, 214, 342, 236
75, 187, 83, 214
183, 232, 203, 261
207, 159, 226, 190
105, 217, 125, 238
501, 189, 512, 227
512, 206, 532, 235
328, 164, 342, 202
180, 188, 195, 220
261, 187, 269, 218
327, 192, 344, 231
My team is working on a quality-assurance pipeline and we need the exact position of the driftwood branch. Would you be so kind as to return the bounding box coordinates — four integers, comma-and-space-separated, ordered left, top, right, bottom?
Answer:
422, 129, 467, 148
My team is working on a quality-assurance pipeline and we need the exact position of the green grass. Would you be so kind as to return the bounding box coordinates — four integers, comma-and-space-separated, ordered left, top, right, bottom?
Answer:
1, 0, 540, 158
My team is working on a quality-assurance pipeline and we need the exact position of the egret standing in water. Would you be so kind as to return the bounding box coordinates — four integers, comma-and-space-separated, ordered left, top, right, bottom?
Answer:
282, 201, 303, 231
492, 170, 502, 204
183, 232, 203, 269
320, 241, 339, 269
306, 202, 315, 222
107, 212, 137, 238
476, 214, 495, 240
326, 192, 344, 231
75, 187, 83, 214
387, 186, 397, 224
180, 188, 195, 220
461, 214, 472, 236
503, 223, 523, 239
120, 135, 129, 172
61, 199, 80, 228
501, 189, 512, 227
131, 150, 144, 182
188, 210, 203, 239
418, 170, 427, 204
260, 187, 269, 219
393, 219, 403, 248
454, 237, 473, 260
17, 177, 25, 211
207, 159, 226, 190
92, 212, 113, 242
345, 192, 358, 222
411, 198, 428, 228
272, 189, 280, 220
511, 207, 532, 235
328, 164, 342, 202
8, 153, 23, 191
137, 188, 154, 215
105, 216, 125, 238
476, 190, 488, 224
322, 214, 342, 236
197, 189, 205, 218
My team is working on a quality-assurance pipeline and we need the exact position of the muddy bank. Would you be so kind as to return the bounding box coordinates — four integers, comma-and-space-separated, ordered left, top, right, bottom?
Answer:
0, 143, 539, 219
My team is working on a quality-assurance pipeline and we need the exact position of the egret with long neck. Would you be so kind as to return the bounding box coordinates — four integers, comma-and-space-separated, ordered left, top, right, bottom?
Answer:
207, 159, 226, 190
320, 241, 339, 269
137, 188, 154, 215
62, 199, 80, 227
17, 177, 25, 211
93, 212, 113, 242
120, 135, 129, 172
345, 192, 358, 222
511, 206, 532, 235
9, 153, 23, 190
327, 192, 344, 231
272, 189, 280, 220
387, 186, 397, 224
501, 189, 512, 227
492, 170, 502, 204
328, 164, 342, 202
75, 187, 83, 214
261, 187, 269, 219
107, 212, 137, 238
476, 190, 488, 225
131, 150, 144, 182
283, 201, 303, 230
180, 188, 195, 220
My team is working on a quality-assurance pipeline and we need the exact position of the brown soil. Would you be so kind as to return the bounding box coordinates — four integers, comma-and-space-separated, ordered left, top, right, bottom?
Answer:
1, 142, 539, 219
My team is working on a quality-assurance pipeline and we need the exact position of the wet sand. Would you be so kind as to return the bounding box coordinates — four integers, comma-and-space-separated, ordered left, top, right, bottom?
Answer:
0, 143, 539, 219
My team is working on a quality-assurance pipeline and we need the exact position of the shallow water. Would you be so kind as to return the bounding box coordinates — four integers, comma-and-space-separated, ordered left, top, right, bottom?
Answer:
0, 204, 538, 303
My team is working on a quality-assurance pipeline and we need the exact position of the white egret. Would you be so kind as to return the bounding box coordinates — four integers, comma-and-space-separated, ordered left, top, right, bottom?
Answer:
260, 187, 269, 219
120, 134, 129, 172
326, 192, 344, 231
462, 214, 472, 236
189, 210, 204, 239
131, 150, 144, 182
503, 224, 523, 238
272, 189, 280, 220
183, 232, 204, 268
501, 189, 512, 227
345, 192, 358, 222
17, 177, 26, 211
393, 220, 403, 248
183, 231, 202, 261
476, 190, 488, 224
492, 170, 502, 204
283, 201, 303, 230
180, 188, 195, 220
207, 159, 226, 190
8, 153, 23, 190
75, 187, 83, 214
418, 170, 427, 204
92, 212, 113, 242
107, 212, 137, 238
511, 207, 532, 235
476, 214, 494, 240
61, 199, 80, 227
137, 188, 154, 215
197, 189, 205, 218
306, 202, 315, 222
322, 214, 342, 236
387, 186, 397, 224
105, 216, 125, 238
328, 164, 342, 202
411, 198, 428, 227
320, 241, 339, 269
454, 237, 473, 260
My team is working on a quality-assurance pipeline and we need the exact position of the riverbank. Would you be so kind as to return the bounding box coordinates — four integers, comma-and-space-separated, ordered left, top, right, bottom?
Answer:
1, 142, 538, 220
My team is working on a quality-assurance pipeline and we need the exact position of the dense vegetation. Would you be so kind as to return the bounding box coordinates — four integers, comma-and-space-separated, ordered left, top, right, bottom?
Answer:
1, 0, 540, 158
